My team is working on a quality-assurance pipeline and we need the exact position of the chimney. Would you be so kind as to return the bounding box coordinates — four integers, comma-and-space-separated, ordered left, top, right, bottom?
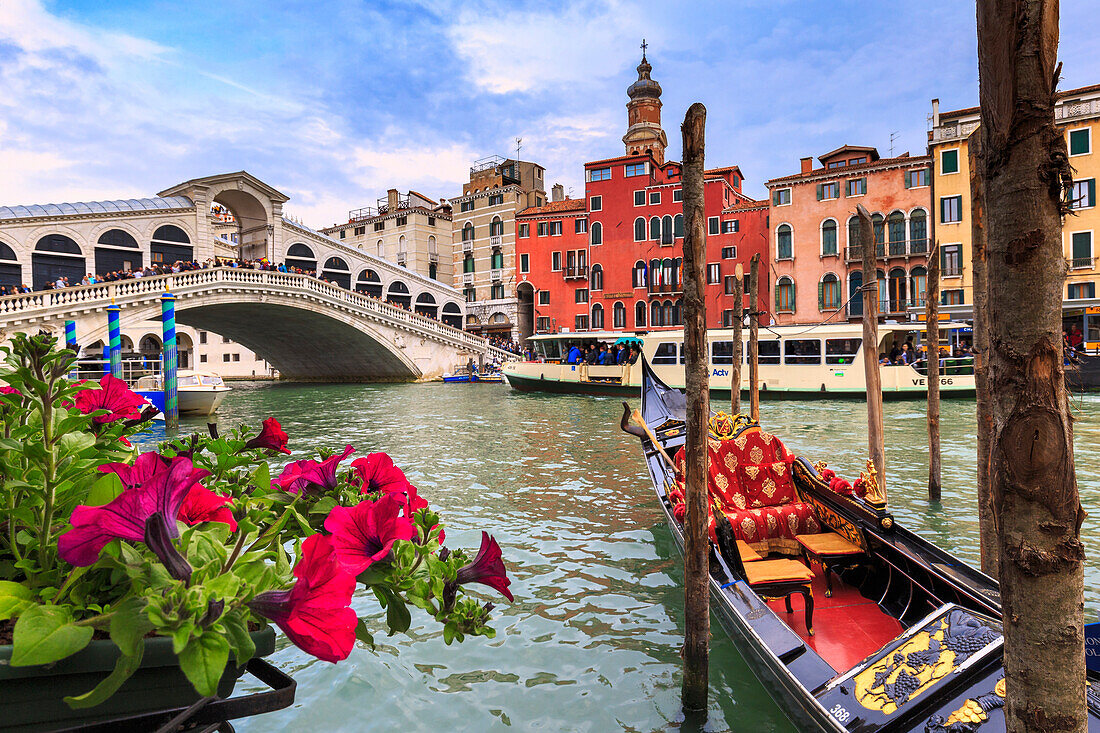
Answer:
931, 98, 940, 128
800, 157, 813, 174
387, 188, 399, 209
551, 183, 564, 202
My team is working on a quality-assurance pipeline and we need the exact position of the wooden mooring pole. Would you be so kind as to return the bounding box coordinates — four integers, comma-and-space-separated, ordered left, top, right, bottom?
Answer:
748, 254, 760, 422
926, 240, 941, 502
731, 263, 744, 415
856, 204, 886, 498
680, 102, 710, 716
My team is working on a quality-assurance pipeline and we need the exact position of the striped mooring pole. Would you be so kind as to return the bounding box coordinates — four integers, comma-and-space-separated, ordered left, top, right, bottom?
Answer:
64, 320, 77, 378
161, 293, 179, 431
106, 305, 122, 379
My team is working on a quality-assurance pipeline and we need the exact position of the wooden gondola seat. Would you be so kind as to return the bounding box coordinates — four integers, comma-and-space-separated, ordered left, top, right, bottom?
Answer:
795, 531, 865, 598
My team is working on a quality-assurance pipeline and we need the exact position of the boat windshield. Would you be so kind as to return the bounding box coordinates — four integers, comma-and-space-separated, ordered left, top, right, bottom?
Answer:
178, 375, 201, 387
199, 375, 225, 387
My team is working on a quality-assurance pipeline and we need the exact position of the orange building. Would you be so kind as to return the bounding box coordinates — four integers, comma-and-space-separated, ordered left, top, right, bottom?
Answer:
764, 146, 932, 325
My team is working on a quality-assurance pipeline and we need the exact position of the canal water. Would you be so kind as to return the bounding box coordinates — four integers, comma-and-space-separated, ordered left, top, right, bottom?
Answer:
137, 384, 1100, 733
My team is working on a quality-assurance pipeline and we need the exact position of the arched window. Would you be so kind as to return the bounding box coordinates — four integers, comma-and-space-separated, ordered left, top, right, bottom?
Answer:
821, 219, 838, 256
376, 239, 384, 257
632, 260, 647, 288
909, 209, 928, 253
672, 257, 682, 290
322, 256, 351, 289
877, 269, 889, 313
888, 267, 907, 313
635, 300, 647, 327
661, 215, 673, 245
777, 224, 793, 259
462, 222, 474, 241
591, 303, 604, 329
441, 302, 463, 328
910, 266, 928, 308
887, 211, 906, 255
872, 213, 885, 246
613, 301, 626, 328
591, 222, 603, 246
674, 214, 684, 238
387, 280, 412, 308
847, 215, 861, 254
671, 299, 682, 326
95, 229, 142, 275
820, 273, 841, 310
662, 258, 674, 290
634, 217, 646, 242
33, 234, 84, 290
356, 269, 383, 297
150, 225, 192, 266
650, 216, 661, 241
776, 276, 795, 312
649, 258, 661, 290
415, 292, 438, 318
590, 264, 603, 291
398, 235, 407, 254
286, 243, 317, 273
0, 241, 19, 288
651, 300, 662, 327
848, 270, 863, 318
489, 216, 503, 237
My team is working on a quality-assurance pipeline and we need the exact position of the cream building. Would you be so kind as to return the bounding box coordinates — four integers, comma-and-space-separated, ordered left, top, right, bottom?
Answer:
449, 156, 546, 337
929, 83, 1100, 345
321, 190, 454, 289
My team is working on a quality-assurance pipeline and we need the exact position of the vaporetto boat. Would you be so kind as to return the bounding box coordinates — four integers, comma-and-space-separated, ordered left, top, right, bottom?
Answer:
503, 324, 976, 399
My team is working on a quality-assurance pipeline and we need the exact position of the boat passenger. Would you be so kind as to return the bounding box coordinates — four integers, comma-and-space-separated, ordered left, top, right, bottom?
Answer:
567, 345, 582, 364
597, 345, 610, 365
585, 345, 599, 365
879, 353, 891, 365
628, 346, 640, 365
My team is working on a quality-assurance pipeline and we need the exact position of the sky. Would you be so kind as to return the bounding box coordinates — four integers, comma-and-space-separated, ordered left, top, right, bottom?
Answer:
1, 0, 1098, 228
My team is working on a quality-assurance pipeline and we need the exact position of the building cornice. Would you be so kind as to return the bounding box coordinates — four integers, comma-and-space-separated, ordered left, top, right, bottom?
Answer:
766, 155, 931, 188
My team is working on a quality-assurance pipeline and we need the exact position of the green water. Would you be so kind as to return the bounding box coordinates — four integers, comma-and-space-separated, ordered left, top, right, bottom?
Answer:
136, 384, 1100, 732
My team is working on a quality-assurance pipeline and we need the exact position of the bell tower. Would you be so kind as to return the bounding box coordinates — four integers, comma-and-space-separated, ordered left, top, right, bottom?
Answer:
622, 40, 667, 164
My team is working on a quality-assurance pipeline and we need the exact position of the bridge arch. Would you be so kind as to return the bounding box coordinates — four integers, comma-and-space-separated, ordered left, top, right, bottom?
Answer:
356, 268, 382, 297
151, 224, 193, 266
33, 234, 85, 289
285, 243, 317, 273
414, 292, 437, 318
210, 185, 274, 261
441, 301, 462, 329
321, 256, 351, 289
387, 280, 411, 309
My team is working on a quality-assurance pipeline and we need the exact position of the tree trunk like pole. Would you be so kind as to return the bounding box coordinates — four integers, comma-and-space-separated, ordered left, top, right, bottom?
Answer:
857, 204, 886, 498
680, 102, 710, 717
748, 254, 760, 422
926, 240, 941, 502
969, 128, 998, 576
977, 2, 1085, 730
731, 263, 744, 415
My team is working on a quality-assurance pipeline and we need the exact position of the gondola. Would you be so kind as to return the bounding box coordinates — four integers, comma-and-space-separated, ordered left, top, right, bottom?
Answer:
623, 358, 1100, 732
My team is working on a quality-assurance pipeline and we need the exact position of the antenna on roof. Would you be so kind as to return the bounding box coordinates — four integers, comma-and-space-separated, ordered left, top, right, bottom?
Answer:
889, 131, 899, 157
515, 137, 523, 158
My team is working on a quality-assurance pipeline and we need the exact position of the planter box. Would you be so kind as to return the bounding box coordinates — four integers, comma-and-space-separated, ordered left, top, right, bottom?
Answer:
0, 626, 275, 733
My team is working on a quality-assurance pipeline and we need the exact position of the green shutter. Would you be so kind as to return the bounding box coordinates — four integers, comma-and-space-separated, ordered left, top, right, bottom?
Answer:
1070, 129, 1091, 156
775, 283, 781, 311
818, 282, 825, 310
903, 171, 912, 189
772, 190, 779, 205
816, 184, 823, 201
1090, 179, 1096, 207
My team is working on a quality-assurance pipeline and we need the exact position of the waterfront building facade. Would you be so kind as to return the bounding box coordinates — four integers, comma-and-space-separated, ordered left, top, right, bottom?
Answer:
513, 53, 770, 340
929, 85, 1100, 345
448, 157, 545, 338
765, 146, 932, 326
321, 190, 454, 287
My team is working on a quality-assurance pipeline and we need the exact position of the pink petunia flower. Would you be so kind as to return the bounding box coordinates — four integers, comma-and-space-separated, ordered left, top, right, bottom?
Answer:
453, 532, 513, 602
178, 486, 238, 531
273, 445, 355, 495
323, 494, 417, 576
351, 452, 413, 494
243, 417, 291, 455
248, 534, 357, 663
73, 374, 147, 424
58, 454, 210, 566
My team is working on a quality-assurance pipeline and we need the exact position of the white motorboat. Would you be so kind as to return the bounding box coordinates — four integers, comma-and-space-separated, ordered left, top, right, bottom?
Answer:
133, 370, 231, 416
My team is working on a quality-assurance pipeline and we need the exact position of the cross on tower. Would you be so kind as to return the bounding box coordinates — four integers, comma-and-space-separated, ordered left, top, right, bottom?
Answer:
640, 39, 648, 58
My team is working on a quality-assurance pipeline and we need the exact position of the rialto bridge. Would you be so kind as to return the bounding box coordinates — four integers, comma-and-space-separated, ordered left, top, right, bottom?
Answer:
0, 172, 505, 380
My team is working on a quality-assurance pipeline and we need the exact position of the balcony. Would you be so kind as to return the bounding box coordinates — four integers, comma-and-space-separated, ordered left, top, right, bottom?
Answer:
348, 206, 378, 221
396, 252, 407, 266
462, 272, 475, 285
931, 120, 980, 144
491, 268, 503, 282
1067, 256, 1097, 270
489, 234, 503, 248
376, 193, 411, 215
845, 239, 930, 263
941, 264, 964, 278
647, 282, 683, 295
563, 265, 588, 280
1057, 98, 1100, 121
462, 240, 474, 254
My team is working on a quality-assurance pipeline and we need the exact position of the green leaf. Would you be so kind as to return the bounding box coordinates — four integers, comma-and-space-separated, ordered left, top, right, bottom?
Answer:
221, 614, 255, 667
63, 645, 144, 709
354, 618, 375, 650
58, 431, 96, 457
86, 472, 125, 506
0, 580, 36, 621
178, 631, 230, 697
383, 591, 411, 636
109, 598, 152, 658
251, 462, 270, 492
10, 605, 93, 666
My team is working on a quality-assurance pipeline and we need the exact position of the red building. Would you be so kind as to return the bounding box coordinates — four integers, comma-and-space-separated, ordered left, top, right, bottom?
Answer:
514, 51, 769, 338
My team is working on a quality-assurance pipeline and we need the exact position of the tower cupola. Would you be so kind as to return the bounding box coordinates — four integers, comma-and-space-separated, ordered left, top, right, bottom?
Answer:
622, 41, 668, 164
